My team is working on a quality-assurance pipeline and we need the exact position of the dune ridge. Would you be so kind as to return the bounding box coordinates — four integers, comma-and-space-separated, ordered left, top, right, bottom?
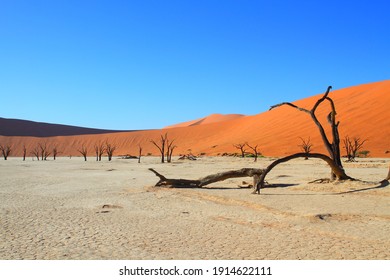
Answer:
0, 80, 389, 158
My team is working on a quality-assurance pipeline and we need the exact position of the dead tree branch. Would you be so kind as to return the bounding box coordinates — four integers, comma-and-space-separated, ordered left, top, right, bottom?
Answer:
106, 141, 116, 161
343, 136, 367, 162
270, 86, 346, 180
149, 168, 264, 188
298, 137, 313, 159
0, 144, 12, 160
151, 133, 168, 163
254, 153, 354, 194
233, 143, 247, 158
94, 142, 106, 161
77, 145, 88, 161
246, 143, 261, 162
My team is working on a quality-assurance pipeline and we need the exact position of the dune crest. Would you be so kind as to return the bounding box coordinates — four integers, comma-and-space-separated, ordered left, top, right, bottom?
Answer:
164, 113, 245, 129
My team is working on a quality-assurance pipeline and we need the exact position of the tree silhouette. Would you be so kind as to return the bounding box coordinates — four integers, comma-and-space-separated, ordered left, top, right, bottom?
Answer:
151, 133, 168, 163
106, 141, 116, 161
233, 143, 247, 158
0, 144, 11, 160
77, 145, 88, 161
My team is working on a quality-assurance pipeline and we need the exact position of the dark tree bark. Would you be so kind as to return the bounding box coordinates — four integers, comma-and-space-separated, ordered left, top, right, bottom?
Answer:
31, 146, 40, 161
22, 145, 27, 161
94, 142, 106, 161
151, 133, 168, 163
0, 144, 11, 160
52, 147, 60, 160
77, 145, 88, 161
149, 168, 264, 188
270, 86, 346, 180
246, 143, 260, 162
298, 137, 313, 160
166, 137, 176, 163
254, 153, 353, 194
138, 145, 142, 163
343, 136, 367, 162
233, 143, 247, 158
38, 143, 51, 160
106, 142, 116, 161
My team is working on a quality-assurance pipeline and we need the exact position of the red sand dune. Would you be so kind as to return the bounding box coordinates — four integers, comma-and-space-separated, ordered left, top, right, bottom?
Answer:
1, 80, 389, 158
164, 113, 245, 128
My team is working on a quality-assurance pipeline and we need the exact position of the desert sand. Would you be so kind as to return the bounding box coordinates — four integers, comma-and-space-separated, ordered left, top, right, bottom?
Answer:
1, 156, 389, 260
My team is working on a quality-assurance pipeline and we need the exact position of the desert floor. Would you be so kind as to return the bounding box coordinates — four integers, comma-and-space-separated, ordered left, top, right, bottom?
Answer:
0, 156, 389, 260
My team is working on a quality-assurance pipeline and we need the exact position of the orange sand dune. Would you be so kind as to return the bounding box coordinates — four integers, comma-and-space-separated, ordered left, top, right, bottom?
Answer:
164, 113, 245, 128
1, 80, 389, 158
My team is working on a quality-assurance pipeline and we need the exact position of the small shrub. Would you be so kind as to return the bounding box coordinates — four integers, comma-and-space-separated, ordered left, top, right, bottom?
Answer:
358, 150, 370, 158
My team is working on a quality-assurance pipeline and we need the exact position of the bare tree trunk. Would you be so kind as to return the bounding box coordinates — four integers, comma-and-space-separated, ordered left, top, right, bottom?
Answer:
270, 86, 347, 180
149, 168, 263, 188
151, 133, 168, 163
0, 145, 11, 160
254, 153, 354, 194
385, 165, 390, 181
246, 143, 260, 162
138, 145, 142, 163
77, 145, 88, 161
233, 143, 247, 158
22, 145, 27, 161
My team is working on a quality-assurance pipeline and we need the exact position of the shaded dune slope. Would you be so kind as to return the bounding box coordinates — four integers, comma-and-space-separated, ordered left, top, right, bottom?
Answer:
0, 118, 130, 137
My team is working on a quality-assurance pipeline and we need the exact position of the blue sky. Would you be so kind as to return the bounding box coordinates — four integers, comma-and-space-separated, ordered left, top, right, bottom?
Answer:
1, 0, 389, 130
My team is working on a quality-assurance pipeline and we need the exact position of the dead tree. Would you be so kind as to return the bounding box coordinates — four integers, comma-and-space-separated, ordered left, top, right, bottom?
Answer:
298, 137, 313, 159
106, 142, 116, 161
151, 133, 168, 163
22, 145, 27, 161
385, 165, 390, 181
166, 137, 176, 163
138, 145, 142, 163
343, 136, 367, 162
254, 86, 353, 194
37, 143, 51, 160
52, 146, 60, 160
254, 153, 353, 194
94, 142, 106, 161
269, 86, 345, 179
31, 146, 40, 161
77, 145, 88, 161
0, 144, 11, 160
233, 143, 247, 158
149, 168, 264, 188
246, 143, 261, 162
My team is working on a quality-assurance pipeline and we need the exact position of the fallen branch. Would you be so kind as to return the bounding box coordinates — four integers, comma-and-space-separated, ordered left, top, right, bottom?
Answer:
254, 153, 354, 194
149, 168, 264, 188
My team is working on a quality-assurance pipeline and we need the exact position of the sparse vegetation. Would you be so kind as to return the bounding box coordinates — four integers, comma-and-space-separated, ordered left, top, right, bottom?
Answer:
343, 136, 367, 162
298, 137, 313, 159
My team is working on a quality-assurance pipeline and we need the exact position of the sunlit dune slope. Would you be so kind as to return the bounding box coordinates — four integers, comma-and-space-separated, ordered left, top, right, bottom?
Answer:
164, 113, 245, 128
1, 80, 389, 158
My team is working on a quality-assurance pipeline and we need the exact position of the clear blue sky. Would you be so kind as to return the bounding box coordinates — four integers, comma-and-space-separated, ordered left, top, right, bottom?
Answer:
1, 0, 389, 130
